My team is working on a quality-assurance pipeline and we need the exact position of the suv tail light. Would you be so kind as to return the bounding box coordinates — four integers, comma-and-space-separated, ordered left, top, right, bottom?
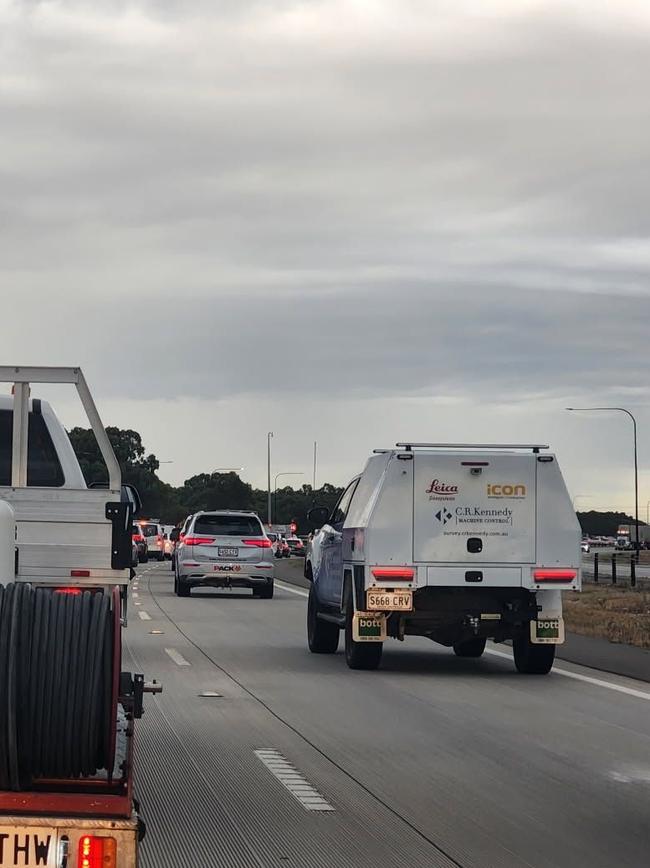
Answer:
243, 539, 272, 548
533, 569, 577, 582
132, 533, 144, 542
78, 835, 116, 868
183, 536, 215, 546
371, 567, 415, 581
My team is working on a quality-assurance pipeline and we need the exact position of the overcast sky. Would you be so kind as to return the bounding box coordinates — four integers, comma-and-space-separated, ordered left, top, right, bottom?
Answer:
2, 0, 650, 511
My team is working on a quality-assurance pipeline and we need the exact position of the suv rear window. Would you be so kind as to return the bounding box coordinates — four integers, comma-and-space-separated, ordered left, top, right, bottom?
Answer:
193, 515, 263, 536
0, 409, 65, 487
139, 524, 159, 537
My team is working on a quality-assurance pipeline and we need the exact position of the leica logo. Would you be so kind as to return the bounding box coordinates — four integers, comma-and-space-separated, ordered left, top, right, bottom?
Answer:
426, 479, 459, 495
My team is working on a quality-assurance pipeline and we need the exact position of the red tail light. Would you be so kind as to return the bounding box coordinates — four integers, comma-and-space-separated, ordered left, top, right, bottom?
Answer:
371, 567, 415, 581
70, 569, 91, 578
533, 569, 577, 582
55, 587, 83, 595
243, 539, 272, 548
78, 835, 117, 868
183, 536, 215, 546
132, 533, 144, 542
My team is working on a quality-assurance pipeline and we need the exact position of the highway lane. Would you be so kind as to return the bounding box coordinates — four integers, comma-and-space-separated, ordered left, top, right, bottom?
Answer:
125, 560, 650, 868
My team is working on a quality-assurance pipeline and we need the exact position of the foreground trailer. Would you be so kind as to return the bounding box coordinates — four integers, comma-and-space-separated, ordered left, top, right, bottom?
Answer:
0, 367, 159, 868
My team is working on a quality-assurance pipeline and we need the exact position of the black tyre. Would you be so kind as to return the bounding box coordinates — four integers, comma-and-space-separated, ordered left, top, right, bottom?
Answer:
344, 582, 382, 670
140, 552, 148, 564
307, 585, 339, 653
157, 552, 164, 562
253, 582, 274, 600
513, 632, 555, 674
176, 577, 191, 598
453, 637, 487, 658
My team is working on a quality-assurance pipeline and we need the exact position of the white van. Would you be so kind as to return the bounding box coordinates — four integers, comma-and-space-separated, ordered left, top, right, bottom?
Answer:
305, 443, 581, 673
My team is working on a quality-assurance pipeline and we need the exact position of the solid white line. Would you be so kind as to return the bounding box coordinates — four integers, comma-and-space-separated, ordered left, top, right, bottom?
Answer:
165, 647, 191, 667
255, 749, 334, 811
485, 648, 650, 702
138, 611, 151, 621
277, 581, 650, 702
275, 581, 308, 598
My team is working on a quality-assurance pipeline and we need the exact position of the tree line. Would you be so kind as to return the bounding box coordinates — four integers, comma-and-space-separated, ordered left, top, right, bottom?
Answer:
68, 426, 343, 532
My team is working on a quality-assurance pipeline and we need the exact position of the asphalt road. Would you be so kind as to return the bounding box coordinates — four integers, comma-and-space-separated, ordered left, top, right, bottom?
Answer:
125, 560, 650, 868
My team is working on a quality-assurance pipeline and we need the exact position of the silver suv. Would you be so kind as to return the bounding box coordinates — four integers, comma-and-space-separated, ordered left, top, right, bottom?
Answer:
174, 510, 274, 598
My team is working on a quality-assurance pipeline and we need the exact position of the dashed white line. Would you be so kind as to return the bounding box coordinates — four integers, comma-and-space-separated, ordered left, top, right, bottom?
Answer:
165, 648, 191, 667
138, 611, 151, 621
255, 749, 334, 811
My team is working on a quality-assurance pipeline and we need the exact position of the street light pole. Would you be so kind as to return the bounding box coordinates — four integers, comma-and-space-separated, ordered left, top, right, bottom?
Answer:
313, 441, 317, 491
274, 472, 304, 524
267, 432, 273, 526
567, 406, 640, 557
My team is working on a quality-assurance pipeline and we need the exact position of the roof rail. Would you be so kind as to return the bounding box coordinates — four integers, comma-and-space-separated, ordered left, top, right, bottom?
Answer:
395, 443, 549, 453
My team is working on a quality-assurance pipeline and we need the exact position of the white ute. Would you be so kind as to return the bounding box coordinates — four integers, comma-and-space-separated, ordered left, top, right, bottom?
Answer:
306, 443, 581, 673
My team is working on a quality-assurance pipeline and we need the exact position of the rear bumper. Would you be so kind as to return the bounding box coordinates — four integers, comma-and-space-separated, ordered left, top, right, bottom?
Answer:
179, 561, 274, 586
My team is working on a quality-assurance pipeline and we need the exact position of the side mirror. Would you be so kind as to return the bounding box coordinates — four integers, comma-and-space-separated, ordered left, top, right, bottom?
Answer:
121, 484, 143, 515
170, 528, 180, 542
307, 506, 330, 526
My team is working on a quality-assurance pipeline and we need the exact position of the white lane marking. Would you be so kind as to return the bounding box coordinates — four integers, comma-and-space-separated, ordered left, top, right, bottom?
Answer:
275, 581, 308, 598
138, 611, 152, 621
165, 648, 191, 667
277, 581, 650, 702
255, 749, 334, 811
133, 592, 139, 598
485, 648, 650, 702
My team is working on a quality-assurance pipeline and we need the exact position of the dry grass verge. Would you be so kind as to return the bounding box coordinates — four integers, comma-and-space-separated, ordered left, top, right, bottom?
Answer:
563, 585, 650, 649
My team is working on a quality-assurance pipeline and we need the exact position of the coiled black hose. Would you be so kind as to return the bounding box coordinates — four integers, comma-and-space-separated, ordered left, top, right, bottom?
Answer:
0, 583, 114, 791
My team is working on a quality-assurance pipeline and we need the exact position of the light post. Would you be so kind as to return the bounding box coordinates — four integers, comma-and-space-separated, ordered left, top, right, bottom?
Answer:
267, 432, 273, 526
567, 407, 639, 557
274, 472, 304, 524
646, 500, 650, 526
313, 441, 317, 491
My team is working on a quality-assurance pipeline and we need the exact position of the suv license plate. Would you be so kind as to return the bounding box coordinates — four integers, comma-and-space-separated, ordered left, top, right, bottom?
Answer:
0, 825, 57, 866
366, 590, 413, 611
218, 547, 239, 558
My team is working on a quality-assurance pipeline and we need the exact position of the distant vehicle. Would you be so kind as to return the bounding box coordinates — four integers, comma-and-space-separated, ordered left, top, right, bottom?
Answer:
275, 536, 290, 558
137, 519, 165, 561
285, 535, 305, 556
132, 523, 148, 563
305, 443, 580, 673
174, 510, 274, 598
162, 524, 175, 559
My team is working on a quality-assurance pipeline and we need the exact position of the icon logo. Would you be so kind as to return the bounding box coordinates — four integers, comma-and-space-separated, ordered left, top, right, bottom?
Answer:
487, 483, 526, 498
435, 509, 453, 525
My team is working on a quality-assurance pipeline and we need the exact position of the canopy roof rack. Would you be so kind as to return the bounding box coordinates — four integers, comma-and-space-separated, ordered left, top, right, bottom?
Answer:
395, 443, 549, 453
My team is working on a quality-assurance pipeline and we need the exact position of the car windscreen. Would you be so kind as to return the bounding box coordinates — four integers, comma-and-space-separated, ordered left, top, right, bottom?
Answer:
140, 524, 159, 537
0, 409, 65, 487
193, 515, 264, 536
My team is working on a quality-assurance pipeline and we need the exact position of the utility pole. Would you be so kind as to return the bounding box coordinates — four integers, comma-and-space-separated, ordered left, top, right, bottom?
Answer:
313, 441, 317, 492
267, 432, 273, 526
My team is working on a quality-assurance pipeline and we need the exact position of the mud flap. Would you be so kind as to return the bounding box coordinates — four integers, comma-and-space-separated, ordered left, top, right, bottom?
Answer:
352, 612, 386, 642
530, 617, 565, 644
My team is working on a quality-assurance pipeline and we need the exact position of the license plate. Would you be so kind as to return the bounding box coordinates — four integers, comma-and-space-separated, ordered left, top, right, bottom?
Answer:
218, 547, 238, 558
531, 617, 565, 644
0, 826, 57, 866
366, 589, 413, 611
